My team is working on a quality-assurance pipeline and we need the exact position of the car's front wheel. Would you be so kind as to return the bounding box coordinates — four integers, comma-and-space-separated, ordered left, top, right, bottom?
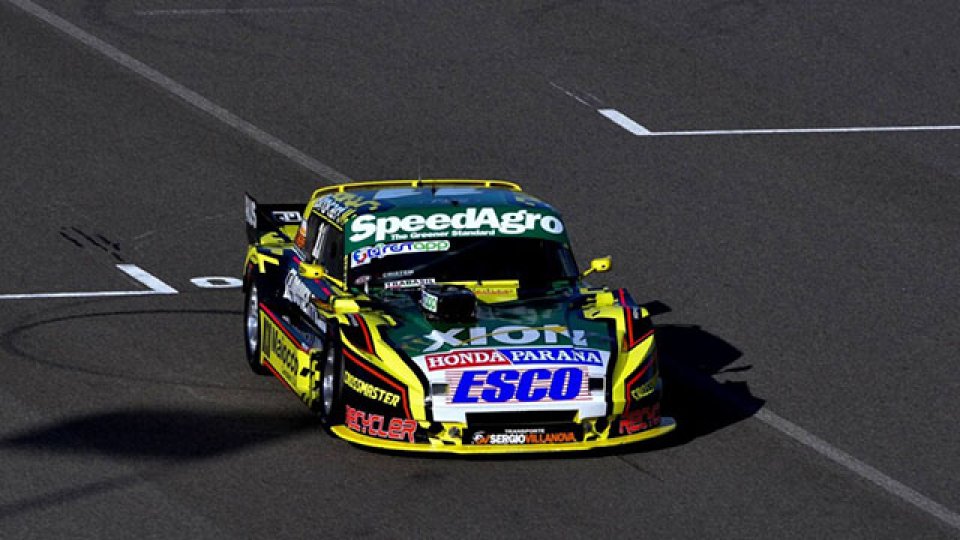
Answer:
244, 283, 270, 375
315, 329, 345, 425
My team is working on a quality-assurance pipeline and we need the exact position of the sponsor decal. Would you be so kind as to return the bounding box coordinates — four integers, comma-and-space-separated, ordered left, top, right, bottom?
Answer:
618, 403, 661, 435
422, 325, 586, 352
350, 239, 450, 268
282, 270, 327, 332
450, 367, 586, 404
345, 405, 417, 443
348, 207, 564, 243
424, 347, 602, 371
382, 269, 414, 279
261, 318, 299, 377
472, 287, 515, 296
503, 347, 603, 366
314, 192, 381, 224
420, 289, 439, 313
526, 431, 577, 444
343, 370, 401, 407
271, 210, 302, 223
471, 428, 577, 445
625, 351, 658, 410
425, 349, 511, 371
283, 269, 313, 310
384, 278, 435, 290
630, 376, 657, 401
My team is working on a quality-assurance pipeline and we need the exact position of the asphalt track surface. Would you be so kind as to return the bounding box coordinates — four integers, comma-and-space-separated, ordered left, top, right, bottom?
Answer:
1, 1, 958, 538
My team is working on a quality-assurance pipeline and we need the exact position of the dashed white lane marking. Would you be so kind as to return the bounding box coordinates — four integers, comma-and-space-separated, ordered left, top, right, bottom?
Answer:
755, 408, 960, 532
597, 108, 651, 135
549, 82, 591, 107
0, 265, 177, 300
134, 7, 326, 16
5, 0, 349, 182
595, 108, 960, 137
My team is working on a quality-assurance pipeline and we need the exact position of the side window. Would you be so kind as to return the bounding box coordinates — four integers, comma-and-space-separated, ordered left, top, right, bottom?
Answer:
298, 213, 322, 254
310, 221, 329, 262
311, 221, 344, 281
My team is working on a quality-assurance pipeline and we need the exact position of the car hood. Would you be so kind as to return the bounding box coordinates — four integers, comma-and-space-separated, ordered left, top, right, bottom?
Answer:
377, 294, 615, 377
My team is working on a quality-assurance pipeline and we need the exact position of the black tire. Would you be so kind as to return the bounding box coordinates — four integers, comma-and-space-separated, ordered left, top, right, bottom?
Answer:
315, 326, 345, 425
243, 282, 271, 375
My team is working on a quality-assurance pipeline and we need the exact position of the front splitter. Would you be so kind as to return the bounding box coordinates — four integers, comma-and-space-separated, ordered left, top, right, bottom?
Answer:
330, 417, 676, 454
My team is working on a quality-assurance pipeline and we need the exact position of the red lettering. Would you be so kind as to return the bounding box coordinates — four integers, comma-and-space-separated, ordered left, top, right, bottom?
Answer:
388, 418, 418, 443
345, 405, 416, 443
619, 404, 661, 435
346, 405, 362, 433
525, 432, 576, 444
362, 413, 385, 438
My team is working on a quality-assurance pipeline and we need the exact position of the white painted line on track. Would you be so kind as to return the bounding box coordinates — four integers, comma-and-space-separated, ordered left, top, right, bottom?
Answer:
117, 264, 178, 294
0, 265, 177, 300
647, 125, 960, 137
754, 408, 960, 532
594, 108, 960, 137
4, 0, 349, 183
134, 7, 326, 17
597, 108, 651, 135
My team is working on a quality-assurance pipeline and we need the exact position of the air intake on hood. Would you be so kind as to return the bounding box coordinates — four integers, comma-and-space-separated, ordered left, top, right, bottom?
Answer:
420, 284, 476, 322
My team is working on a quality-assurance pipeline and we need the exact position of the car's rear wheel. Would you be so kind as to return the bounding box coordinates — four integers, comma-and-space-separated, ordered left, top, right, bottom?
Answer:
244, 283, 270, 375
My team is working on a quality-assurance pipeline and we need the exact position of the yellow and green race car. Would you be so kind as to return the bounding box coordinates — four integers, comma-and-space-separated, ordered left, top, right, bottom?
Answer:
243, 179, 675, 453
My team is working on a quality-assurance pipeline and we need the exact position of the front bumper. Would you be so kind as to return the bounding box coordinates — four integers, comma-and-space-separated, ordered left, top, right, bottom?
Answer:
329, 415, 676, 454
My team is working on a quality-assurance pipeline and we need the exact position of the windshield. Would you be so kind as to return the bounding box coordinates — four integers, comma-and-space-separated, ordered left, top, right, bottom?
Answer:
348, 237, 579, 292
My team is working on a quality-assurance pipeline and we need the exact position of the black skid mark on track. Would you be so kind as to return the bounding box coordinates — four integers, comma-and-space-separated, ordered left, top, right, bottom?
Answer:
0, 308, 273, 392
80, 0, 305, 61
59, 226, 125, 261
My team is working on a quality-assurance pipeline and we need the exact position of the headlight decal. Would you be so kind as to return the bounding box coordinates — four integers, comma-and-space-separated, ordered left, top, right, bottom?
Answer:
342, 313, 374, 354
616, 288, 653, 350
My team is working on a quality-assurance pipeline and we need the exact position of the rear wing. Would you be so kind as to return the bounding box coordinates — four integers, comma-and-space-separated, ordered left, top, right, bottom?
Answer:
244, 193, 304, 244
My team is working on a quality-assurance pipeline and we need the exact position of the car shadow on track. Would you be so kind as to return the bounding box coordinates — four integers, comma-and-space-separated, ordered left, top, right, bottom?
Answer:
0, 409, 318, 520
652, 323, 764, 449
1, 409, 316, 461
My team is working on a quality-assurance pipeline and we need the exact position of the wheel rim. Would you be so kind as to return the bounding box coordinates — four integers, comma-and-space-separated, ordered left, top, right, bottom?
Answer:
321, 345, 336, 416
246, 285, 259, 356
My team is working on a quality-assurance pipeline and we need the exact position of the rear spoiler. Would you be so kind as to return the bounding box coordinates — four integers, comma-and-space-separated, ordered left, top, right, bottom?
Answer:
244, 193, 304, 244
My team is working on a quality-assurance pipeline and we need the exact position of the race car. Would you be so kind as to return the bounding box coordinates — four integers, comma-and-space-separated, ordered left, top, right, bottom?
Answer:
242, 179, 675, 453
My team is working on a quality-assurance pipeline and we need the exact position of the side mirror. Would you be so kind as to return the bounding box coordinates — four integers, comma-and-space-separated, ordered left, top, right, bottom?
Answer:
581, 256, 612, 277
332, 296, 359, 314
298, 262, 326, 280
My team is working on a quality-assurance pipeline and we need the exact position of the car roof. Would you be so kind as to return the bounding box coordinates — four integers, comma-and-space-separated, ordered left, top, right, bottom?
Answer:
309, 179, 559, 222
